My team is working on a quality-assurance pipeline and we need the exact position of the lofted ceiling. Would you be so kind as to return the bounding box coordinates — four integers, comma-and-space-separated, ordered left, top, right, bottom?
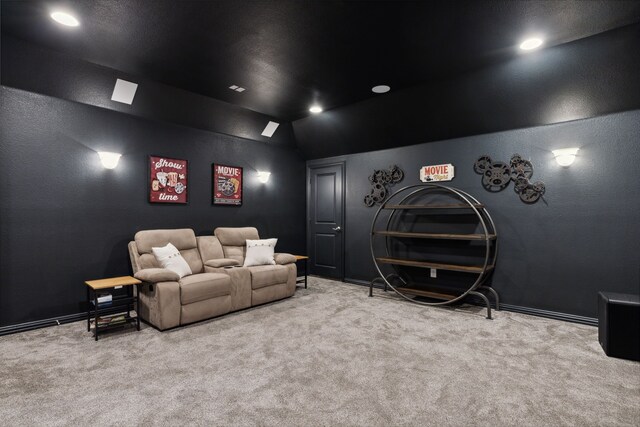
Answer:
2, 0, 639, 123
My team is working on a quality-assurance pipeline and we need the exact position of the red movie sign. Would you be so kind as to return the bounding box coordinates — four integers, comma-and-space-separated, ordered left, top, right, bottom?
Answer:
213, 164, 243, 206
420, 163, 455, 182
149, 156, 188, 204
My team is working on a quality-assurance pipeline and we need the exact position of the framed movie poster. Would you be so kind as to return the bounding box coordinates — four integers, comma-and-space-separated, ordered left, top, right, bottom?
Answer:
149, 156, 188, 204
213, 164, 243, 206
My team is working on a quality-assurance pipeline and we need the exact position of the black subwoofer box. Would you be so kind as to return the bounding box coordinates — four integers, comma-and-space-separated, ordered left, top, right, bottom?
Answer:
598, 292, 640, 361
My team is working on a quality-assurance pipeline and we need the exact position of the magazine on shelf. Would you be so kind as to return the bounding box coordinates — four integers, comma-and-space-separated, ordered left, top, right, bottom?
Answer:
91, 313, 129, 327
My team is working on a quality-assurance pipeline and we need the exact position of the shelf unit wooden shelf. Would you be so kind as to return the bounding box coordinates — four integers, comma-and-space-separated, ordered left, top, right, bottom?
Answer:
394, 287, 457, 301
373, 230, 496, 240
368, 184, 499, 319
375, 256, 493, 273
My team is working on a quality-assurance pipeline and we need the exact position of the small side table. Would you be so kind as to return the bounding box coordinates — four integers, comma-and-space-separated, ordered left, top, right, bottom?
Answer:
294, 255, 309, 289
85, 276, 142, 341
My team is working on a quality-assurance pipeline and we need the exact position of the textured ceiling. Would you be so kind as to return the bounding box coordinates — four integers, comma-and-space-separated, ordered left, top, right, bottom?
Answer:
2, 0, 639, 121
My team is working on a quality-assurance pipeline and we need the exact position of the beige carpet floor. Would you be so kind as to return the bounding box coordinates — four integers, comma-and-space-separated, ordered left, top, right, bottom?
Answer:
0, 277, 638, 426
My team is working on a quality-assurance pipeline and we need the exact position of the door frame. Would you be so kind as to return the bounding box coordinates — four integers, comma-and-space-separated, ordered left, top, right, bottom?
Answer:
306, 158, 346, 281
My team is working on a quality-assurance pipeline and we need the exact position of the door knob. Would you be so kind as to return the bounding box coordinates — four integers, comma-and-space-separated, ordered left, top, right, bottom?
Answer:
332, 226, 342, 231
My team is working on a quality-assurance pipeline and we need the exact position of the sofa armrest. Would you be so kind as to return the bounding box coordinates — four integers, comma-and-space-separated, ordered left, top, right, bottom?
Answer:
138, 281, 180, 330
274, 253, 296, 265
134, 268, 180, 283
205, 258, 240, 268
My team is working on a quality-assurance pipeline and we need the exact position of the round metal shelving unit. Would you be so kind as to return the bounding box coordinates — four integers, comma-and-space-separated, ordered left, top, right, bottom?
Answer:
368, 184, 499, 319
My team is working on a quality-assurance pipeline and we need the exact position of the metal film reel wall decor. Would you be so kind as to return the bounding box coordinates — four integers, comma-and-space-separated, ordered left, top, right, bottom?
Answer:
474, 154, 546, 203
363, 165, 404, 207
368, 184, 499, 319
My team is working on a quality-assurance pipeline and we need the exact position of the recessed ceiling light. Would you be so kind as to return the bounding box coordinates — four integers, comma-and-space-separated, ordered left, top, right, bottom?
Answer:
50, 11, 80, 27
235, 87, 245, 92
309, 105, 323, 114
229, 85, 239, 90
519, 37, 544, 51
372, 85, 390, 93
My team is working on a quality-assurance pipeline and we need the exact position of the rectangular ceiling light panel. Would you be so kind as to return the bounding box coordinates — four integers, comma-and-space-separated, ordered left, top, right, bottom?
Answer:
261, 121, 280, 137
111, 79, 138, 105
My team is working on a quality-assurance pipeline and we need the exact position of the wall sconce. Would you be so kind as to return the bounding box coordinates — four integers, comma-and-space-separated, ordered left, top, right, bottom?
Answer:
256, 171, 271, 183
552, 148, 580, 167
97, 151, 122, 169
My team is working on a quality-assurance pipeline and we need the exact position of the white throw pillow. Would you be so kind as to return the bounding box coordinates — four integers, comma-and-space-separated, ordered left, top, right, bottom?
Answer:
151, 243, 192, 278
243, 238, 278, 267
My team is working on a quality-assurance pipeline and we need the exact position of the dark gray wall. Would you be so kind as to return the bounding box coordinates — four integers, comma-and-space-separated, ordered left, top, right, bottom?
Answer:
294, 24, 640, 159
316, 110, 640, 318
0, 87, 306, 327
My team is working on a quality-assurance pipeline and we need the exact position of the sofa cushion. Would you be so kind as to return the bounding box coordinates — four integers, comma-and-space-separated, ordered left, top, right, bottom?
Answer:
247, 265, 289, 290
179, 273, 231, 305
152, 243, 192, 278
243, 238, 277, 267
274, 253, 296, 265
180, 248, 204, 275
135, 228, 197, 253
205, 258, 240, 268
134, 229, 203, 274
197, 236, 225, 261
215, 227, 260, 246
134, 268, 180, 283
215, 227, 260, 264
138, 253, 159, 270
140, 249, 203, 274
181, 296, 231, 325
221, 246, 245, 264
252, 283, 292, 306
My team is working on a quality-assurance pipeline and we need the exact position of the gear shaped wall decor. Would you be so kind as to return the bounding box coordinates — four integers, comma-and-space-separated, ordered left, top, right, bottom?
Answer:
364, 165, 404, 206
473, 154, 545, 203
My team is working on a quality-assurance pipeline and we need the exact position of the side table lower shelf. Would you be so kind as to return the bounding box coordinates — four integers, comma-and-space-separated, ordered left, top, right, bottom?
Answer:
90, 314, 138, 334
85, 276, 142, 341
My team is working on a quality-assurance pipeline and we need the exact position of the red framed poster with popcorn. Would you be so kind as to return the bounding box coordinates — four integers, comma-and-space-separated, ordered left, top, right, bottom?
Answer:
148, 156, 188, 204
212, 164, 243, 206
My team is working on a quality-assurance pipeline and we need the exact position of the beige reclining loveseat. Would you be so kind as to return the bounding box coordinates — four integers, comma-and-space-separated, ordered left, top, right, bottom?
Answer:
128, 227, 297, 330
